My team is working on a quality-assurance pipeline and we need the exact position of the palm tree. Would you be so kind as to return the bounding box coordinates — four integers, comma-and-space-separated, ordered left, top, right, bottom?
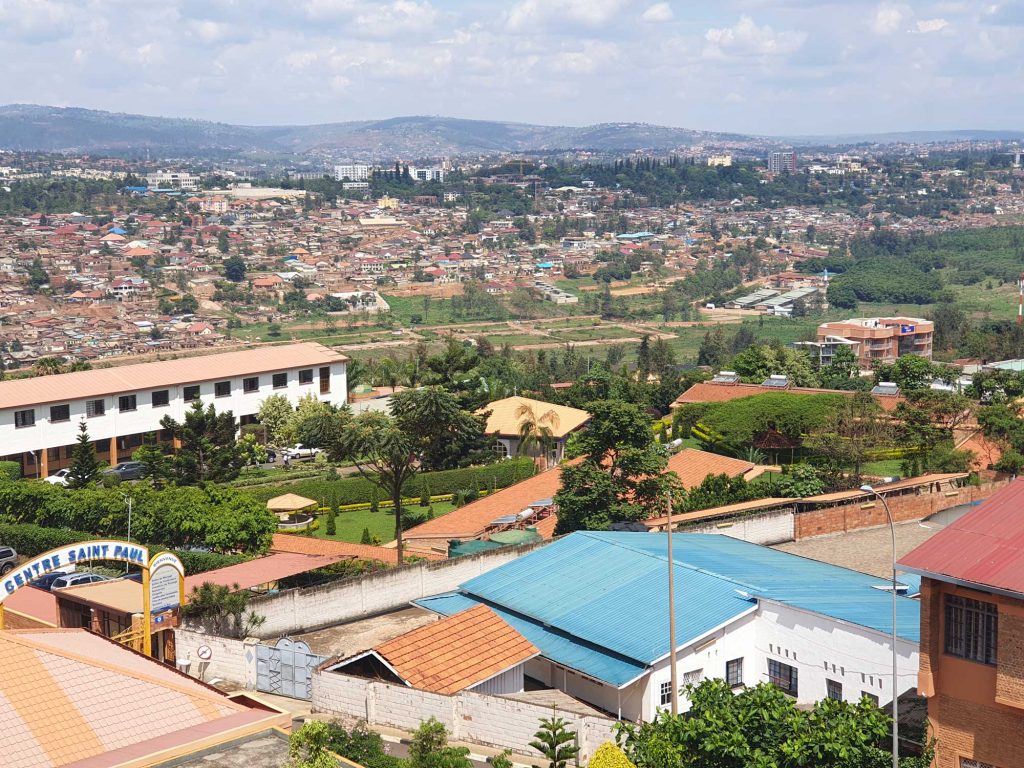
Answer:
33, 357, 66, 376
515, 402, 561, 468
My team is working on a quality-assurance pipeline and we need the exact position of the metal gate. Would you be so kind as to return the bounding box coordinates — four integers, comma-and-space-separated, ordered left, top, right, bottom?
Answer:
255, 638, 326, 700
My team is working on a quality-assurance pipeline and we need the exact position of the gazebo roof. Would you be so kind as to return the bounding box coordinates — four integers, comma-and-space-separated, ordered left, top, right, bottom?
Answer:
752, 428, 800, 450
266, 493, 318, 512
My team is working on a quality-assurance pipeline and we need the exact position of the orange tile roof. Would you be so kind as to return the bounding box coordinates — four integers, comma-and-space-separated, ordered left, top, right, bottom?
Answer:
0, 630, 282, 767
184, 551, 345, 593
369, 605, 538, 694
666, 448, 755, 490
404, 466, 563, 542
270, 533, 444, 563
0, 342, 348, 409
673, 381, 904, 412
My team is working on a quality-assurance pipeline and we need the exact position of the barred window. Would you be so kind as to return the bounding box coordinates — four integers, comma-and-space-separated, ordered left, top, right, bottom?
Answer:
768, 659, 798, 696
945, 594, 998, 665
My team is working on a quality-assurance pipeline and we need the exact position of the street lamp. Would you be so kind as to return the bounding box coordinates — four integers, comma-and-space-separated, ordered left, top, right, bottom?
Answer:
861, 484, 899, 768
121, 492, 133, 573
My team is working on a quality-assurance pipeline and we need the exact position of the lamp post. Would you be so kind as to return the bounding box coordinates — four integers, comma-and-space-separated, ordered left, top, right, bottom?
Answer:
665, 491, 678, 714
121, 492, 133, 572
861, 484, 899, 768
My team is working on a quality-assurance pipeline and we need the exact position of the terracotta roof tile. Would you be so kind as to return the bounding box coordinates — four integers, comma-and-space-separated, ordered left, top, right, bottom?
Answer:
478, 396, 591, 439
270, 533, 444, 563
673, 381, 903, 412
370, 605, 538, 694
666, 448, 755, 490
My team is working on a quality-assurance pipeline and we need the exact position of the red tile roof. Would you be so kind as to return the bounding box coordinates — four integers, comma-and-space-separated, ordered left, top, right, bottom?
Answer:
270, 533, 443, 563
899, 478, 1024, 595
666, 448, 755, 489
368, 604, 538, 694
184, 552, 345, 593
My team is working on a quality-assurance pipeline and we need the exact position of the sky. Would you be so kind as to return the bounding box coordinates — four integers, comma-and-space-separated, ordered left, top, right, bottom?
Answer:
0, 0, 1021, 136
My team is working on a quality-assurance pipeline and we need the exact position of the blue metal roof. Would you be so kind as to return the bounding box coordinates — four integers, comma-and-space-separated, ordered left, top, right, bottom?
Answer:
416, 592, 649, 687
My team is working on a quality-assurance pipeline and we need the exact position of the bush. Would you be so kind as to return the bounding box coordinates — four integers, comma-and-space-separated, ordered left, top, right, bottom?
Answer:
0, 461, 20, 481
169, 550, 248, 574
588, 742, 636, 768
237, 458, 536, 507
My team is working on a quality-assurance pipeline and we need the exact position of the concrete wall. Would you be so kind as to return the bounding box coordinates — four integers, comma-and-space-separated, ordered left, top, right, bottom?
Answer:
248, 541, 547, 637
683, 508, 795, 545
173, 628, 256, 689
312, 672, 616, 762
793, 479, 1006, 540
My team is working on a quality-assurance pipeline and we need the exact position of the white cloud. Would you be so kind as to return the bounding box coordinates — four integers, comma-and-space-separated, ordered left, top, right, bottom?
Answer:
354, 0, 437, 37
704, 15, 806, 58
915, 17, 949, 33
551, 41, 620, 74
642, 3, 674, 22
506, 0, 626, 31
872, 3, 908, 35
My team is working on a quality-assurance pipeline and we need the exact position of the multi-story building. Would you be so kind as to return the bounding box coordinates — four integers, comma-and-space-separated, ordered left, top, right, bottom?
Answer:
144, 171, 200, 191
899, 479, 1024, 768
816, 317, 933, 368
707, 154, 733, 167
768, 151, 797, 174
410, 166, 445, 183
0, 342, 347, 479
334, 164, 372, 182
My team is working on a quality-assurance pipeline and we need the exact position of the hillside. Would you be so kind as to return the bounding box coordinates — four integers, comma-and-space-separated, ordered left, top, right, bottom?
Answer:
0, 105, 746, 156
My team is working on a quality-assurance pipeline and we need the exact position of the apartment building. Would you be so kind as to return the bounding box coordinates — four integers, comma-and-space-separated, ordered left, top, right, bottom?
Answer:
0, 342, 348, 478
768, 151, 797, 174
144, 171, 201, 191
816, 316, 933, 367
899, 479, 1024, 768
334, 164, 372, 182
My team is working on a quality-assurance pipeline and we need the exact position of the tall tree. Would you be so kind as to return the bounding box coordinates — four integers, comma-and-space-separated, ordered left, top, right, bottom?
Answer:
67, 420, 102, 489
388, 386, 488, 471
257, 394, 295, 445
223, 255, 246, 282
555, 400, 669, 533
160, 400, 243, 484
514, 401, 560, 468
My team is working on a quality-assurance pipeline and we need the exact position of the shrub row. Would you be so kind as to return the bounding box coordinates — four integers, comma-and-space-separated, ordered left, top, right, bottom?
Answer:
238, 458, 537, 506
0, 461, 20, 481
0, 522, 249, 575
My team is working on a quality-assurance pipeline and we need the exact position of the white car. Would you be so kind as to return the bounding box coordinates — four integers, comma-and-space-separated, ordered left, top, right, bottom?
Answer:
43, 469, 71, 486
282, 444, 322, 460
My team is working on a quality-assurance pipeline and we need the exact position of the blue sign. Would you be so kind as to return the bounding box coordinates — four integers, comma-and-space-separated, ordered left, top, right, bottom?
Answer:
901, 325, 915, 333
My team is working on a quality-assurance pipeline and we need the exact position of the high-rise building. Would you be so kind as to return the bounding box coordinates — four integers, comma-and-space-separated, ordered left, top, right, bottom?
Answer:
815, 316, 934, 368
334, 164, 372, 182
768, 151, 797, 174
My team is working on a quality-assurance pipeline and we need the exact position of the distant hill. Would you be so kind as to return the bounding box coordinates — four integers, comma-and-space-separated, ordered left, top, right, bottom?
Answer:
0, 105, 749, 157
787, 129, 1024, 145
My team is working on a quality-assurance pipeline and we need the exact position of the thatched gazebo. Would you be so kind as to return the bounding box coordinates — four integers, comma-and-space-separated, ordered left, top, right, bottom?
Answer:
752, 428, 800, 465
266, 493, 318, 523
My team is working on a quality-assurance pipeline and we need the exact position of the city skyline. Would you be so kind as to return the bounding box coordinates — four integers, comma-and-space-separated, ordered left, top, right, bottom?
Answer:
0, 0, 1021, 136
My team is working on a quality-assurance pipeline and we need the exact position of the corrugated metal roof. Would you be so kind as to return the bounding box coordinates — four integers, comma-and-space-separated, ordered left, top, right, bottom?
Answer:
899, 478, 1024, 595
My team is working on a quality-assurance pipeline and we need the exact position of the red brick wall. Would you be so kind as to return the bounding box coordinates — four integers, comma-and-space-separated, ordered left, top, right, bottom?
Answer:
930, 693, 1024, 768
3, 609, 54, 629
793, 480, 1007, 540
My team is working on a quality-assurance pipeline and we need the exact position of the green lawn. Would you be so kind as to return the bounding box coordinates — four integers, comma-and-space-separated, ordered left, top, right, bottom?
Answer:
860, 459, 905, 478
306, 501, 458, 544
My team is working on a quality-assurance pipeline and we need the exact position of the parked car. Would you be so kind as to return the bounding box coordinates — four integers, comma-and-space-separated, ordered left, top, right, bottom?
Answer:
43, 469, 71, 486
264, 448, 277, 464
282, 444, 322, 461
103, 461, 147, 481
0, 546, 16, 575
31, 571, 75, 590
50, 573, 111, 591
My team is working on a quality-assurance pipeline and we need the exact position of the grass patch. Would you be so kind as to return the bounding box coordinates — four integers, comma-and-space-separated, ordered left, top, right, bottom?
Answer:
308, 501, 458, 544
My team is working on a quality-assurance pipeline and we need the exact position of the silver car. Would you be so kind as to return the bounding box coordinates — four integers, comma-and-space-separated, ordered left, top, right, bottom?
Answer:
0, 546, 15, 576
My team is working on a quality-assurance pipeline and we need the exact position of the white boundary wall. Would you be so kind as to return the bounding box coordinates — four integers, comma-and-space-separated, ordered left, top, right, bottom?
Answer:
312, 672, 616, 762
248, 541, 547, 637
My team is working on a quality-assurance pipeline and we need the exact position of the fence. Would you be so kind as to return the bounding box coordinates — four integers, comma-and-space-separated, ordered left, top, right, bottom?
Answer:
312, 671, 617, 762
247, 540, 547, 637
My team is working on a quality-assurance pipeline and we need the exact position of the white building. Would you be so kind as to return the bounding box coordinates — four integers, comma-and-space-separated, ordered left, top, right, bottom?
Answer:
334, 164, 372, 182
0, 342, 347, 478
410, 167, 445, 183
416, 532, 920, 722
144, 171, 201, 191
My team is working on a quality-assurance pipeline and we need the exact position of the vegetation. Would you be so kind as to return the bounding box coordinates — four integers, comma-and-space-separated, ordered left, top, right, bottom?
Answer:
181, 582, 265, 638
158, 399, 245, 484
615, 678, 933, 768
67, 420, 103, 489
530, 713, 580, 768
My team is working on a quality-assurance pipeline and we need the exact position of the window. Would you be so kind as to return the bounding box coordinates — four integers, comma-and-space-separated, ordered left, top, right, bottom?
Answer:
118, 395, 137, 412
319, 366, 330, 394
945, 594, 998, 665
47, 447, 59, 461
768, 659, 798, 696
862, 692, 879, 706
826, 679, 843, 701
960, 759, 999, 768
152, 390, 170, 407
726, 658, 743, 687
683, 669, 703, 686
14, 409, 35, 428
183, 385, 200, 402
495, 440, 510, 459
243, 376, 260, 393
299, 368, 314, 385
49, 404, 70, 422
272, 373, 288, 389
659, 681, 673, 706
86, 399, 105, 418
215, 381, 231, 397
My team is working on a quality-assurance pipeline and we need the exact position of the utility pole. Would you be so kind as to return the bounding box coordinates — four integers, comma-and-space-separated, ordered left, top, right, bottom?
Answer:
666, 491, 678, 714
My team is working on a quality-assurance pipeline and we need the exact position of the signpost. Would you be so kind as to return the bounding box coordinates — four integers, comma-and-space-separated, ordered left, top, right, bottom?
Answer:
0, 540, 185, 659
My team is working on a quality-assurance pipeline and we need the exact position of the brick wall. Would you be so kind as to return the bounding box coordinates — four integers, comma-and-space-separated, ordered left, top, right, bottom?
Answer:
683, 509, 795, 545
312, 672, 616, 762
3, 609, 54, 629
930, 693, 1024, 768
249, 541, 547, 638
793, 480, 1006, 540
996, 612, 1024, 708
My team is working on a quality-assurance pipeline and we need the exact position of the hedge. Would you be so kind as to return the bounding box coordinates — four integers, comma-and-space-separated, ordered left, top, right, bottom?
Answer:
238, 458, 537, 506
0, 461, 20, 481
0, 522, 249, 575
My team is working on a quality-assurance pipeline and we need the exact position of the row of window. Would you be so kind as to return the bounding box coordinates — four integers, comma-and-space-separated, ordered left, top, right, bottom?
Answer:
659, 659, 744, 705
12, 367, 333, 428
